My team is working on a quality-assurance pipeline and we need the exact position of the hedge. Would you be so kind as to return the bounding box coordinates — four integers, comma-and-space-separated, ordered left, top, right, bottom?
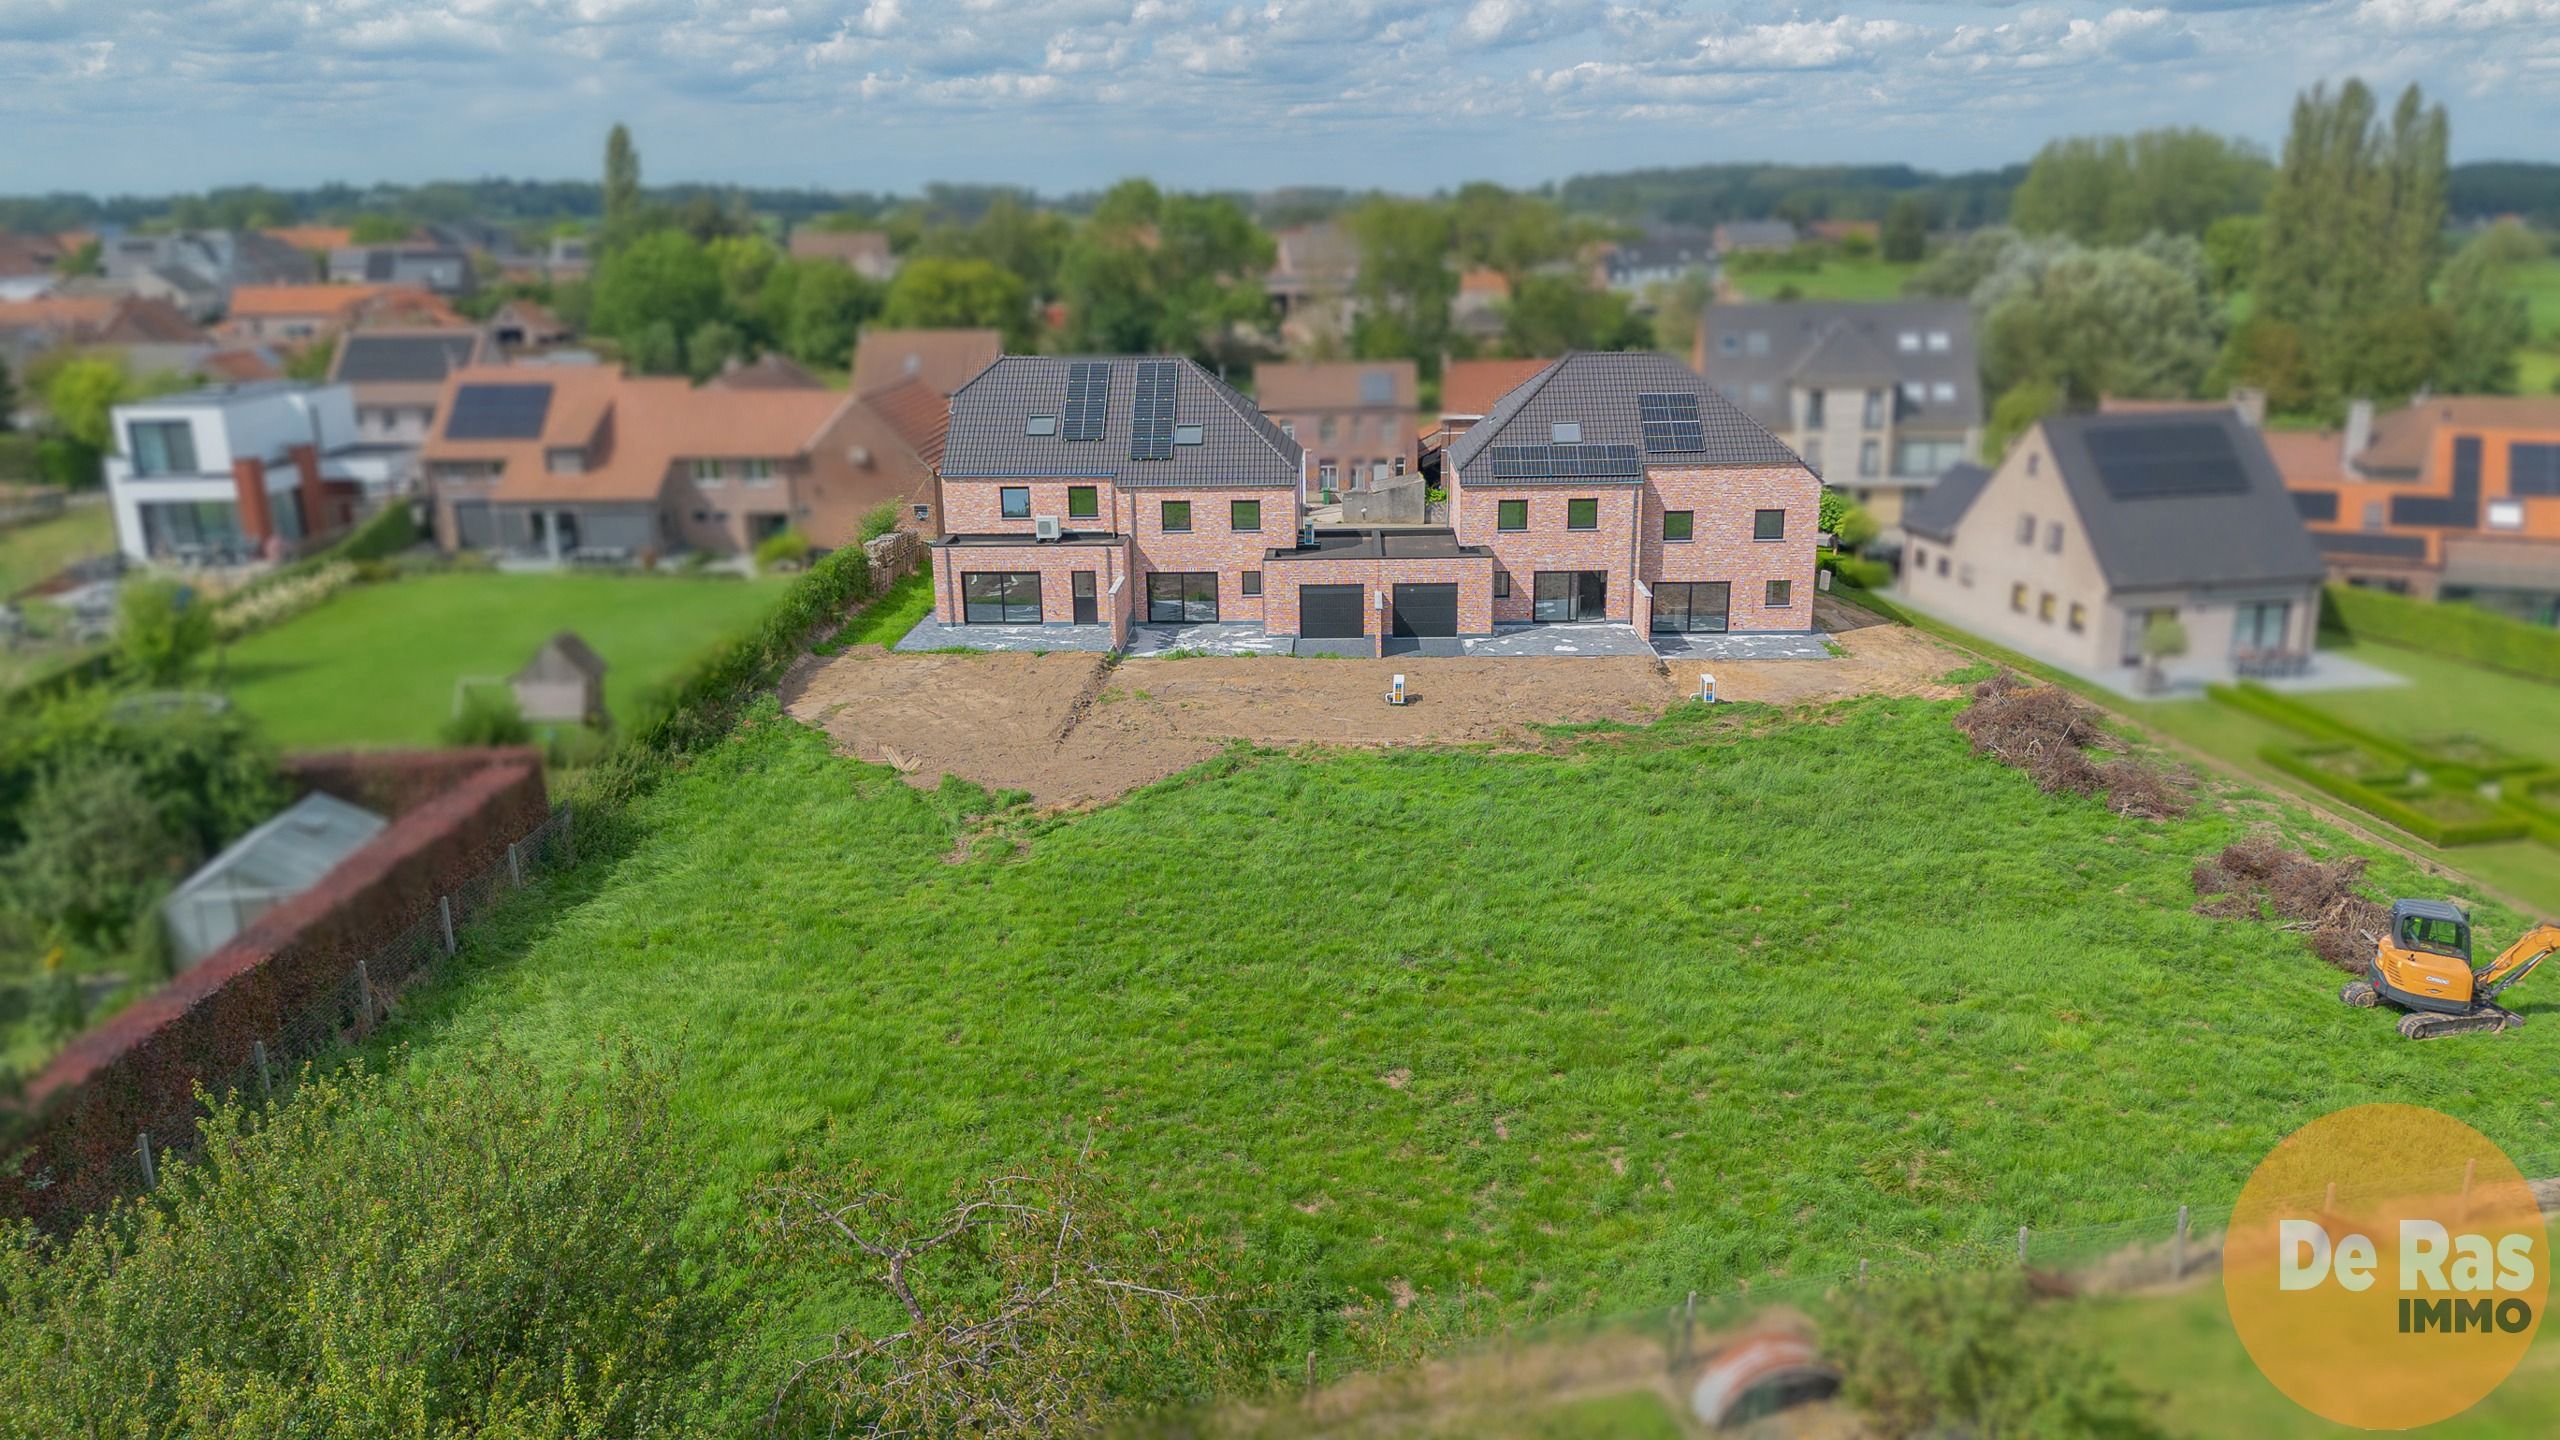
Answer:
2325, 583, 2560, 685
2207, 682, 2538, 786
327, 500, 420, 563
2257, 744, 2530, 848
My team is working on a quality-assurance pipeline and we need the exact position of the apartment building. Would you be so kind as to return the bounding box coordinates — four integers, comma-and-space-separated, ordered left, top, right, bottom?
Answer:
1253, 360, 1418, 500
104, 382, 393, 563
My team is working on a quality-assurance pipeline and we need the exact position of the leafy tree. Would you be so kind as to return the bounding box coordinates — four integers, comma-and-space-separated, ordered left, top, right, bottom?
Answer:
282, 336, 335, 382
41, 355, 129, 452
589, 230, 723, 374
2142, 612, 2191, 693
2432, 220, 2543, 394
1976, 235, 2219, 404
117, 574, 216, 685
1348, 196, 1457, 374
52, 238, 101, 278
624, 320, 682, 378
915, 194, 1072, 302
2010, 129, 2270, 245
1986, 379, 2063, 462
346, 213, 412, 244
2211, 316, 2320, 417
602, 121, 644, 246
685, 318, 745, 382
778, 260, 883, 371
1822, 1271, 2165, 1439
705, 233, 783, 337
1901, 227, 2016, 301
882, 257, 1031, 345
1820, 490, 1880, 549
3, 753, 191, 955
2201, 214, 2262, 296
1059, 181, 1272, 366
1646, 270, 1718, 362
1882, 195, 1932, 263
442, 686, 532, 746
1449, 183, 1591, 278
1499, 274, 1648, 357
0, 1047, 735, 1437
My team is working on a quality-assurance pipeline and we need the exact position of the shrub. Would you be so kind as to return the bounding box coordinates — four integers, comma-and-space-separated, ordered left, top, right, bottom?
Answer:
2257, 745, 2529, 847
327, 500, 420, 562
2325, 584, 2560, 684
1820, 1270, 2166, 1439
1827, 555, 1892, 589
211, 561, 356, 640
0, 687, 283, 857
857, 501, 903, 542
115, 576, 216, 685
0, 1047, 737, 1437
1, 753, 191, 958
754, 525, 812, 571
441, 686, 532, 747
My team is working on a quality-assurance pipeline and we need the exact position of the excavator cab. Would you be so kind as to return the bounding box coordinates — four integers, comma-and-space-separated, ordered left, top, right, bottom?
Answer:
2346, 899, 2560, 1039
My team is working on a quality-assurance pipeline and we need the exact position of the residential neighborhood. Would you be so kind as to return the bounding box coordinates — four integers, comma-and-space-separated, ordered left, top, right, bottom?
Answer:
3, 16, 2560, 1438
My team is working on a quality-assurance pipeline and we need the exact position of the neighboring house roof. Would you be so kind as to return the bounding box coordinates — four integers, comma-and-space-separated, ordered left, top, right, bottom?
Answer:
1605, 232, 1715, 278
1701, 300, 1980, 431
0, 232, 63, 277
1458, 268, 1511, 299
200, 348, 281, 383
1901, 461, 1991, 540
2358, 396, 2560, 477
1447, 351, 1804, 487
0, 295, 205, 348
422, 364, 845, 505
940, 354, 1303, 490
1808, 220, 1881, 243
1440, 358, 1554, 421
266, 225, 355, 253
1252, 360, 1417, 412
847, 327, 1002, 400
1266, 223, 1360, 293
859, 375, 953, 467
332, 329, 483, 383
2045, 412, 2327, 591
789, 229, 893, 268
516, 630, 607, 685
1714, 220, 1800, 251
226, 283, 442, 322
92, 297, 205, 344
710, 352, 824, 390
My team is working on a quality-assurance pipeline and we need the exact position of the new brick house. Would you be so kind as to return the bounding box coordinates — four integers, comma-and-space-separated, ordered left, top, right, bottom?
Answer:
926, 351, 1819, 649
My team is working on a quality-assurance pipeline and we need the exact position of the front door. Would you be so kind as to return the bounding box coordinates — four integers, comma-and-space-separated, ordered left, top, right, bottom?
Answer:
1533, 570, 1608, 622
555, 510, 580, 553
1072, 571, 1098, 624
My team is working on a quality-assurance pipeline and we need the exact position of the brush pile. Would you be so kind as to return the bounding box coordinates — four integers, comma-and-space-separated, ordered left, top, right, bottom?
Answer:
2191, 827, 2390, 973
1951, 671, 2188, 819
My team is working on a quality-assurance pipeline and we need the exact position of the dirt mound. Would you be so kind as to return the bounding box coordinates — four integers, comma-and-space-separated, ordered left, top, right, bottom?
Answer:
1952, 671, 2188, 820
2192, 828, 2389, 973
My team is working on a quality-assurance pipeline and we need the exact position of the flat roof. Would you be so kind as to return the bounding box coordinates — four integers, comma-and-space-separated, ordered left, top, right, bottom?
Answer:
1264, 527, 1491, 562
933, 530, 1125, 548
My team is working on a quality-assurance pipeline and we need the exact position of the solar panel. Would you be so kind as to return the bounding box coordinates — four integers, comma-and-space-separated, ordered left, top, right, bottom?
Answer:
1637, 392, 1705, 453
444, 383, 553, 440
1128, 360, 1177, 461
1485, 443, 1641, 480
1062, 362, 1111, 442
2084, 420, 2249, 500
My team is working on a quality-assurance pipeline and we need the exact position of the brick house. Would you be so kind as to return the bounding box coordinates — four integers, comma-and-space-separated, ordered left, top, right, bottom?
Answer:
1252, 360, 1418, 501
928, 351, 1818, 649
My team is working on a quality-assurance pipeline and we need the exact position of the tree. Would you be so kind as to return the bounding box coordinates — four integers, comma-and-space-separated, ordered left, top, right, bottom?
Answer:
52, 238, 101, 278
1820, 490, 1880, 550
1058, 180, 1271, 365
1902, 227, 2016, 301
0, 355, 15, 432
2141, 612, 2191, 695
2010, 129, 2270, 245
602, 121, 644, 246
117, 574, 216, 685
2212, 316, 2320, 417
1646, 270, 1718, 363
588, 230, 722, 373
2201, 214, 2262, 296
685, 318, 745, 381
1347, 197, 1457, 373
1882, 195, 1932, 263
1499, 274, 1647, 357
1822, 1272, 2166, 1439
1986, 379, 2063, 462
346, 213, 411, 244
42, 355, 129, 452
778, 260, 883, 370
882, 257, 1031, 345
1449, 182, 1586, 278
2432, 221, 2542, 394
1975, 235, 2220, 404
3, 754, 191, 956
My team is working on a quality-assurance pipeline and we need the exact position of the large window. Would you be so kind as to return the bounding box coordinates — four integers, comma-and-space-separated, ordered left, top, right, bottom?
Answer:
1566, 498, 1599, 530
2233, 600, 2292, 653
1532, 570, 1607, 622
1160, 500, 1191, 532
1652, 581, 1730, 633
127, 419, 198, 477
961, 571, 1042, 624
1497, 499, 1528, 531
1146, 572, 1219, 623
1067, 485, 1100, 519
1753, 508, 1786, 541
1893, 438, 1965, 477
1662, 510, 1693, 542
1863, 390, 1886, 429
1000, 486, 1031, 519
1230, 499, 1261, 532
136, 499, 244, 556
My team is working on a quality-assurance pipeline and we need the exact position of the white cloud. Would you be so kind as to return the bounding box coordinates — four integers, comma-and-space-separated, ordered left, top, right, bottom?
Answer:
1690, 17, 1921, 71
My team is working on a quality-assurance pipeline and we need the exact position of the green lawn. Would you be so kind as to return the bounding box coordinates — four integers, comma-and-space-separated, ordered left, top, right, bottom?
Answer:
379, 688, 2559, 1387
0, 501, 112, 597
1726, 256, 1921, 302
213, 571, 787, 747
813, 568, 930, 653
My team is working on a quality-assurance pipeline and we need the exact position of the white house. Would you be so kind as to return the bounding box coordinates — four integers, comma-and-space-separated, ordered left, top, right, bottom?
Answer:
104, 382, 397, 564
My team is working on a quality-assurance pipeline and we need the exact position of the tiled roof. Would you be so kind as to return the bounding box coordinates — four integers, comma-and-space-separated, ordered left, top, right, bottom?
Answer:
1441, 358, 1557, 420
1900, 461, 1990, 540
265, 226, 355, 253
2360, 396, 2560, 476
1252, 359, 1416, 411
422, 365, 845, 505
226, 284, 394, 319
708, 353, 823, 390
941, 354, 1303, 490
199, 348, 281, 383
2042, 411, 2329, 591
790, 230, 893, 265
1701, 300, 1979, 431
848, 328, 1002, 399
1447, 351, 1805, 487
90, 298, 204, 344
861, 376, 952, 467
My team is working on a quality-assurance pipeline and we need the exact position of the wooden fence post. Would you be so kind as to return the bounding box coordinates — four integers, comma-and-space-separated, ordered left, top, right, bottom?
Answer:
252, 1039, 272, 1099
2018, 1225, 2031, 1266
439, 895, 457, 956
135, 1131, 155, 1190
356, 959, 375, 1028
507, 840, 522, 888
2174, 1205, 2190, 1279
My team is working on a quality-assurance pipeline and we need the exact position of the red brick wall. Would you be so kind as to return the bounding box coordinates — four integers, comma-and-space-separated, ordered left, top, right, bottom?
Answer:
1454, 485, 1642, 623
1127, 487, 1294, 626
940, 477, 1116, 535
1261, 554, 1494, 641
928, 539, 1131, 643
1640, 465, 1821, 633
231, 456, 274, 542
1, 750, 548, 1226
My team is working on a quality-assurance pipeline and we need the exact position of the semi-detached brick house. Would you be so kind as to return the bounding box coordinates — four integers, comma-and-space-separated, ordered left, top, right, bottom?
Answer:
929, 351, 1821, 648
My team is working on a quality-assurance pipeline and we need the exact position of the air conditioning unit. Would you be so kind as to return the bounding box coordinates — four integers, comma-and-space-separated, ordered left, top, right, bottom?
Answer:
1033, 514, 1062, 541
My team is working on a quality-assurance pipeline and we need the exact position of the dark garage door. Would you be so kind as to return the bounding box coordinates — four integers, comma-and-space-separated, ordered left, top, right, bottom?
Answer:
1299, 583, 1365, 639
1391, 583, 1459, 638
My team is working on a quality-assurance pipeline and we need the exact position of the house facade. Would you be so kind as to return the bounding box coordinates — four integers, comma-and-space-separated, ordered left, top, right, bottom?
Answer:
1698, 300, 1981, 534
1899, 410, 2328, 685
1253, 360, 1418, 501
103, 382, 389, 563
327, 245, 473, 295
2269, 396, 2560, 627
327, 328, 488, 474
926, 351, 1818, 649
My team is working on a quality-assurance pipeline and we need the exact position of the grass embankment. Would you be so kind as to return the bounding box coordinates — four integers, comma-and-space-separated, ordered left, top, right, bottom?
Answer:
813, 568, 930, 653
0, 502, 112, 597
379, 682, 2556, 1373
211, 570, 787, 747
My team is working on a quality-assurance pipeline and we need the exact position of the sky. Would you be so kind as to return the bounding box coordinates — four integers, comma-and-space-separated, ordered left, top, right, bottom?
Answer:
1, 0, 2555, 198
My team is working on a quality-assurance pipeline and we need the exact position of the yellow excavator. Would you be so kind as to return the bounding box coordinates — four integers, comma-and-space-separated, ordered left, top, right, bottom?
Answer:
2342, 899, 2560, 1039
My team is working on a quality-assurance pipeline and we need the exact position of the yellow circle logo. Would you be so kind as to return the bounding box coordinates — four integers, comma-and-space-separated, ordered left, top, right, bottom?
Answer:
2223, 1104, 2546, 1430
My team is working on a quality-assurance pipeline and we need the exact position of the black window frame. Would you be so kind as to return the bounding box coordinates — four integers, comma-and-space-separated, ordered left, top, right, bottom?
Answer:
1230, 499, 1261, 532
1160, 500, 1192, 532
999, 486, 1031, 519
1145, 571, 1219, 623
1651, 580, 1731, 634
1753, 508, 1786, 541
1241, 570, 1262, 598
1497, 498, 1528, 531
1066, 485, 1100, 519
1532, 570, 1608, 622
1765, 578, 1793, 609
1662, 509, 1694, 543
1493, 570, 1511, 598
1566, 498, 1600, 531
961, 571, 1042, 624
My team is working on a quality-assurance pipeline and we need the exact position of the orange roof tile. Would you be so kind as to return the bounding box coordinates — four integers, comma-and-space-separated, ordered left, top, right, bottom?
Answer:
1440, 357, 1553, 419
226, 284, 400, 320
847, 328, 1002, 399
266, 226, 356, 253
424, 365, 847, 505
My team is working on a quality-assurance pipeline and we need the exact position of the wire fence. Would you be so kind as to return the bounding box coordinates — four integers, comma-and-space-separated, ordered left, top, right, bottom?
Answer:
41, 804, 577, 1215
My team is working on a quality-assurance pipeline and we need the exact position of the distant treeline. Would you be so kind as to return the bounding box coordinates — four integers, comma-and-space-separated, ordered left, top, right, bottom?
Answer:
1556, 162, 2029, 230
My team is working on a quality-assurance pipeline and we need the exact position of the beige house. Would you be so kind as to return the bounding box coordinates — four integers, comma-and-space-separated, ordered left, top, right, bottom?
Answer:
1899, 410, 2328, 691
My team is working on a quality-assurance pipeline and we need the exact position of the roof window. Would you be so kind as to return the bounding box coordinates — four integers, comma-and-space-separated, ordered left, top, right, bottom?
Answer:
1025, 415, 1059, 436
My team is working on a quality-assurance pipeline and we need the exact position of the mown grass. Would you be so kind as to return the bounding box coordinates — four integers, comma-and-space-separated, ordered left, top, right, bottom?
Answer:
812, 568, 931, 653
377, 687, 2560, 1378
1726, 256, 1922, 302
0, 501, 112, 596
211, 570, 787, 747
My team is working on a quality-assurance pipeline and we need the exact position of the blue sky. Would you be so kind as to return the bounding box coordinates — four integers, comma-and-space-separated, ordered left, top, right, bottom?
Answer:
1, 0, 2554, 196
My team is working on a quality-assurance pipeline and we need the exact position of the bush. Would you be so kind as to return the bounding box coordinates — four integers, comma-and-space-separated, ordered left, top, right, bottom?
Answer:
753, 525, 812, 571
857, 501, 903, 542
1820, 1270, 2166, 1439
116, 576, 216, 685
2, 752, 191, 958
327, 500, 420, 562
0, 1047, 737, 1437
2325, 584, 2560, 684
1826, 555, 1892, 589
2257, 745, 2530, 847
441, 686, 532, 747
0, 687, 283, 858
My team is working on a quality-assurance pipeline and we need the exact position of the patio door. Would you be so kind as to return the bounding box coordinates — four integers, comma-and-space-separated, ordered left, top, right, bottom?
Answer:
1072, 571, 1098, 624
1532, 570, 1607, 622
1650, 581, 1730, 633
961, 572, 1043, 624
2232, 600, 2291, 654
1146, 572, 1219, 624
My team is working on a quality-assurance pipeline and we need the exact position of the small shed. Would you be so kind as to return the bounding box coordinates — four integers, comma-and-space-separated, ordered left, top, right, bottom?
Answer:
161, 791, 389, 969
511, 630, 608, 726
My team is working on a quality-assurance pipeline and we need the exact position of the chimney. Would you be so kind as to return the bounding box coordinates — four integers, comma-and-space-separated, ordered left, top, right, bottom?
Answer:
2230, 387, 2266, 430
2344, 398, 2374, 465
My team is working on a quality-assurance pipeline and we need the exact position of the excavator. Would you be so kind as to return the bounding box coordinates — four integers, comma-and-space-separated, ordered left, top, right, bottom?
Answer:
2341, 899, 2560, 1039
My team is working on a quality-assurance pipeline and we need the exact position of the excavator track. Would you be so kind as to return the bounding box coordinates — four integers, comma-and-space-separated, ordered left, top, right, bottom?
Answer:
2340, 980, 2379, 1008
2397, 1007, 2522, 1041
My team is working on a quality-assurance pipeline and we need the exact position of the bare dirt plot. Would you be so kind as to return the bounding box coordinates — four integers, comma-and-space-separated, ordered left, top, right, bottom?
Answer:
779, 599, 1975, 805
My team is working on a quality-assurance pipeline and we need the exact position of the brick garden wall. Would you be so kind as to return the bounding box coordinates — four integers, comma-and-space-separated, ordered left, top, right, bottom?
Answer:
1, 749, 548, 1225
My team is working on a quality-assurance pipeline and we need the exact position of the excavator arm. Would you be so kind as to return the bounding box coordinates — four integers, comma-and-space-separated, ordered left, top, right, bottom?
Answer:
2476, 923, 2560, 1003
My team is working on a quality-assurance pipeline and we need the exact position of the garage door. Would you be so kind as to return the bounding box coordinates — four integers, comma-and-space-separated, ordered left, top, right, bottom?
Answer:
1299, 584, 1365, 638
1391, 583, 1459, 638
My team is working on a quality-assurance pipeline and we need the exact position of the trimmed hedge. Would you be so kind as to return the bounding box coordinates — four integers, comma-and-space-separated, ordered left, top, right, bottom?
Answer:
2326, 583, 2560, 685
2207, 682, 2535, 787
327, 500, 420, 563
2258, 744, 2530, 847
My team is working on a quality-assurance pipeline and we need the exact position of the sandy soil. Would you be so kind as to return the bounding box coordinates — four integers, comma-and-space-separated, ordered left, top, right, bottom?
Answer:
778, 594, 1972, 805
